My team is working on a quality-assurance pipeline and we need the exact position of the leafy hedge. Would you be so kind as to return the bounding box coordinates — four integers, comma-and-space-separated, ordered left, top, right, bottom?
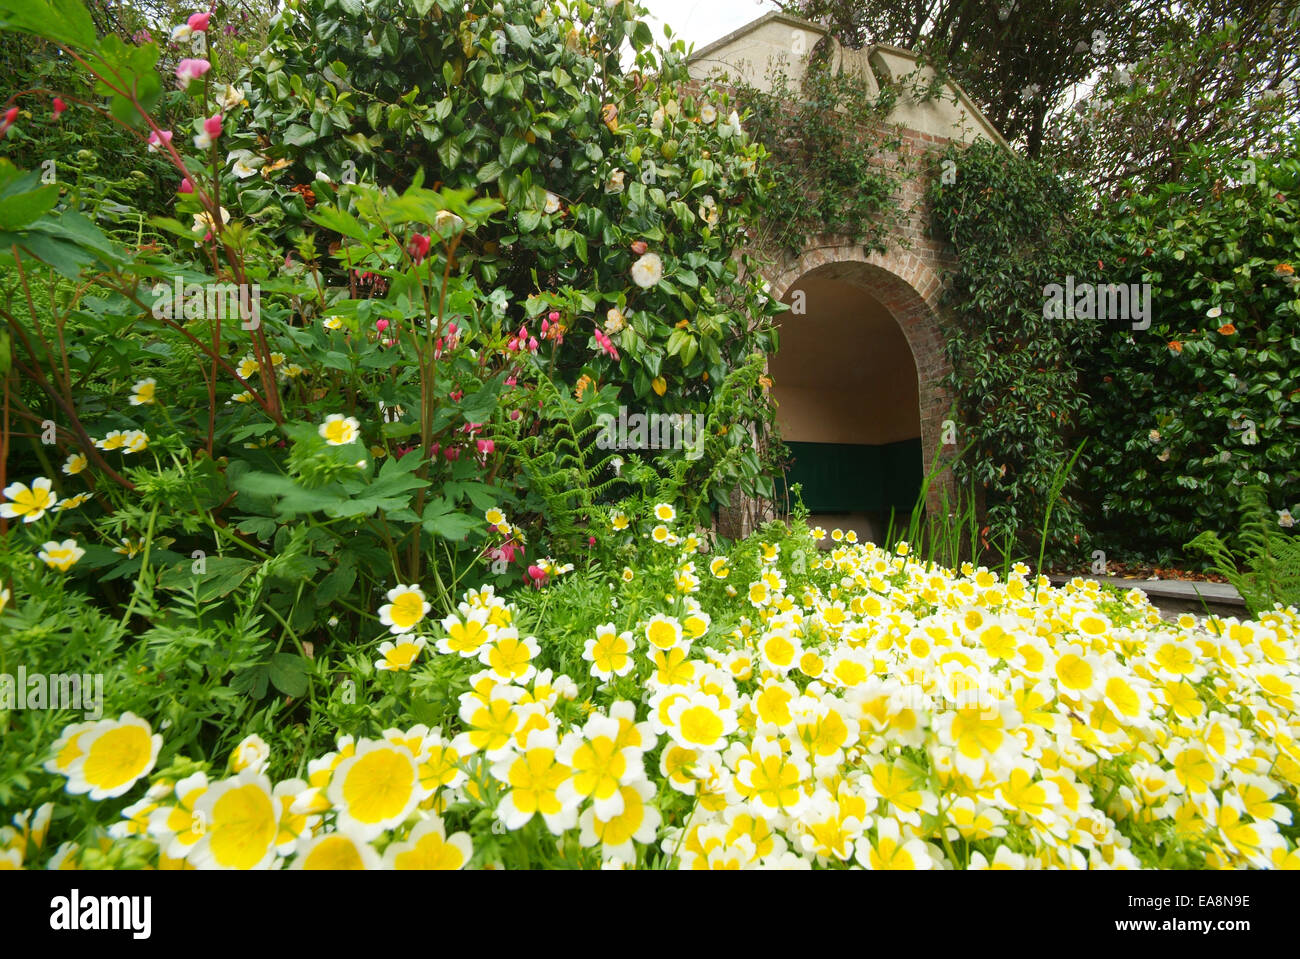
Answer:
1082, 139, 1300, 562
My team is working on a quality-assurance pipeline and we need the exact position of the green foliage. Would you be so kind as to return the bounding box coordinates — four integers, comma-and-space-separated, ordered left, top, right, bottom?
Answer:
1082, 138, 1300, 560
1187, 488, 1300, 617
1046, 9, 1300, 196
928, 139, 1101, 563
729, 57, 904, 255
221, 0, 781, 423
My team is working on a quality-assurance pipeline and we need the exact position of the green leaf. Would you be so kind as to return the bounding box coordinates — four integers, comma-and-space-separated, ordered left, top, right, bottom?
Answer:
0, 181, 59, 231
504, 22, 532, 49
283, 124, 318, 147
268, 653, 310, 698
422, 499, 479, 540
0, 0, 97, 49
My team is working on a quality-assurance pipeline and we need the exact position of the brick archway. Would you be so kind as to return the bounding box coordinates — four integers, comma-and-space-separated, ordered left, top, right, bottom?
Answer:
762, 237, 957, 519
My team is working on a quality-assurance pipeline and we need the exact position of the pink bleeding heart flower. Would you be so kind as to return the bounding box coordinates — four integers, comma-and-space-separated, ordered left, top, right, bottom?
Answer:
450, 390, 463, 402
408, 232, 431, 263
176, 58, 211, 88
444, 446, 461, 461
548, 311, 560, 323
204, 113, 223, 138
178, 177, 194, 194
528, 336, 539, 352
505, 376, 517, 387
526, 565, 547, 587
147, 129, 173, 152
1, 106, 18, 136
476, 439, 495, 455
52, 98, 67, 119
509, 409, 522, 421
375, 318, 390, 332
188, 11, 212, 32
429, 443, 440, 459
447, 322, 458, 335
588, 536, 597, 547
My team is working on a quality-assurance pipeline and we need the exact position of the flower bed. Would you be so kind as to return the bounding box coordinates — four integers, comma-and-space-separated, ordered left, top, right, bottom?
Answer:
5, 509, 1298, 869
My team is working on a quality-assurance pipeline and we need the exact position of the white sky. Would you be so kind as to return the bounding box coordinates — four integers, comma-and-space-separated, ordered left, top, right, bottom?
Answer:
639, 0, 781, 56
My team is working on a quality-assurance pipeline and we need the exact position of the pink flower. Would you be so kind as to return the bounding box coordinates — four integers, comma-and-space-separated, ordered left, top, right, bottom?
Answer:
176, 58, 211, 88
528, 336, 539, 352
505, 376, 517, 387
147, 129, 173, 152
1, 106, 18, 136
526, 565, 547, 587
509, 409, 522, 421
52, 97, 67, 119
588, 536, 597, 547
408, 232, 431, 263
450, 390, 463, 402
178, 178, 194, 194
548, 311, 560, 323
395, 444, 414, 458
203, 113, 223, 138
448, 322, 458, 335
187, 11, 212, 32
429, 443, 440, 459
444, 446, 461, 461
631, 240, 648, 255
375, 318, 390, 332
476, 438, 495, 455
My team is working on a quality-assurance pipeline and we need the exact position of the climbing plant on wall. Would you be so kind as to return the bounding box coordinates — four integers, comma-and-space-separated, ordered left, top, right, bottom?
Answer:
729, 54, 907, 259
928, 138, 1103, 563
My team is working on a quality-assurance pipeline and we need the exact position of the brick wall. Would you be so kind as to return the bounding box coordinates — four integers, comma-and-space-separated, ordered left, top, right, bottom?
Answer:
673, 79, 970, 538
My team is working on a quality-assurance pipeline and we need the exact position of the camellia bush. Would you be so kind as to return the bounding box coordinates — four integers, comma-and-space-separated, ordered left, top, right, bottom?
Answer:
4, 506, 1299, 869
1082, 137, 1300, 563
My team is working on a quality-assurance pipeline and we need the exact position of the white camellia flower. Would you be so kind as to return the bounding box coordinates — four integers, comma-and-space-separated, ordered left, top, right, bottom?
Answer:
232, 158, 259, 179
699, 103, 717, 124
544, 191, 562, 215
651, 107, 665, 130
170, 24, 192, 43
1279, 508, 1295, 529
219, 83, 244, 111
698, 194, 719, 227
605, 169, 626, 193
192, 206, 231, 235
631, 252, 663, 289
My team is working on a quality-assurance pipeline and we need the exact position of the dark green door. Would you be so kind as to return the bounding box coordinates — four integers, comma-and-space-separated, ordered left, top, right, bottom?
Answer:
780, 439, 922, 513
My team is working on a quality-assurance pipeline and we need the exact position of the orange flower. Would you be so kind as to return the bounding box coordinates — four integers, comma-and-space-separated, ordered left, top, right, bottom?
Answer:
574, 374, 595, 400
1217, 323, 1237, 335
1276, 263, 1294, 275
1168, 341, 1183, 353
758, 375, 773, 390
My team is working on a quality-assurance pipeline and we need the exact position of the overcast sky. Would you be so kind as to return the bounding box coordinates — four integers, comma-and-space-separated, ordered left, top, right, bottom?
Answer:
639, 0, 781, 56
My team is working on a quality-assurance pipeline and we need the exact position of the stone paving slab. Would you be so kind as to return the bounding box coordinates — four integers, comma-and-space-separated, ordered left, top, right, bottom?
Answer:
1048, 574, 1244, 605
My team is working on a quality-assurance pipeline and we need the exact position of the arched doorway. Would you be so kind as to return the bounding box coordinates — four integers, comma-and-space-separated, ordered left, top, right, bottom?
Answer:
769, 264, 927, 544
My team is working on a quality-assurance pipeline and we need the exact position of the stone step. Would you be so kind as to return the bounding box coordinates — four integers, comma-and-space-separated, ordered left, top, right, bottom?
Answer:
1047, 574, 1246, 620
